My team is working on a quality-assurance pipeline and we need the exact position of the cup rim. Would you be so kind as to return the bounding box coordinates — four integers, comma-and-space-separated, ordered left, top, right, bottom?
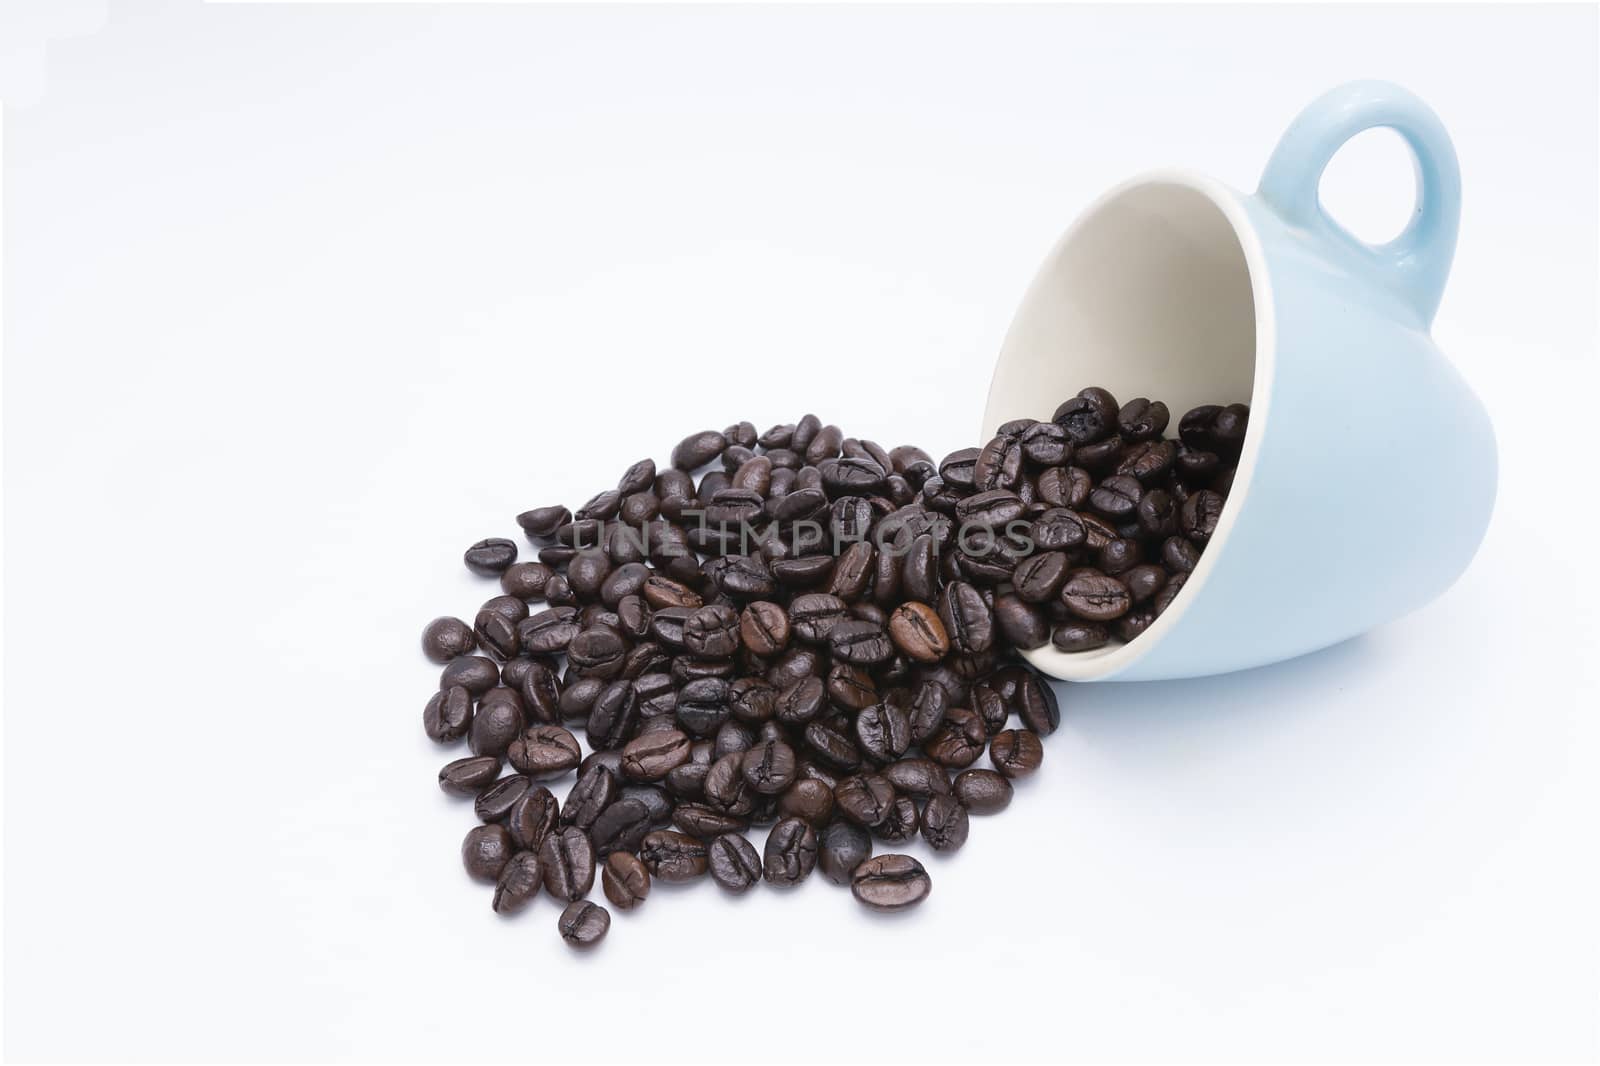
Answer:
995, 167, 1278, 681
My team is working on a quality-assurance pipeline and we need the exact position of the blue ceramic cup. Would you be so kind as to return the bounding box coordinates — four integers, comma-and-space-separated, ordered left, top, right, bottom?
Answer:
982, 81, 1496, 681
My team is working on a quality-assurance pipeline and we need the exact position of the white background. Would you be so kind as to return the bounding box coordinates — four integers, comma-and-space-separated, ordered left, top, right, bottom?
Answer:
4, 2, 1597, 1062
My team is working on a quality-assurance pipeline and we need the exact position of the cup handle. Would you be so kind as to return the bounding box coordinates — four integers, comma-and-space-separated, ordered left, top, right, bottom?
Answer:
1257, 80, 1461, 326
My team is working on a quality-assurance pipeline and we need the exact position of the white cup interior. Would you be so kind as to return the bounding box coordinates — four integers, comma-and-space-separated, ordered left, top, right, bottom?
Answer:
982, 173, 1266, 679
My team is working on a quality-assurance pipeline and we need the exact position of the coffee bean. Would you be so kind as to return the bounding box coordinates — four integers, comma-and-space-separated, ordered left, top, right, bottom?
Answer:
591, 798, 653, 856
469, 696, 523, 757
886, 602, 949, 663
920, 793, 970, 852
601, 852, 651, 911
683, 604, 740, 659
828, 619, 894, 665
422, 617, 476, 663
993, 593, 1049, 650
517, 505, 571, 540
639, 830, 709, 882
473, 774, 532, 823
991, 729, 1044, 778
835, 773, 895, 827
672, 803, 748, 839
738, 601, 789, 656
538, 826, 595, 900
562, 762, 618, 830
937, 581, 994, 656
672, 429, 728, 471
519, 608, 581, 656
706, 833, 763, 893
440, 655, 499, 695
507, 725, 581, 778
1052, 387, 1118, 444
506, 786, 560, 850
1181, 489, 1225, 544
925, 706, 986, 769
1052, 622, 1109, 652
424, 686, 473, 743
464, 538, 518, 576
953, 768, 1013, 813
620, 728, 692, 781
1060, 568, 1132, 622
851, 854, 931, 911
557, 900, 610, 948
854, 701, 912, 762
462, 823, 514, 883
777, 779, 835, 826
1117, 397, 1170, 441
741, 738, 798, 794
491, 851, 543, 914
440, 755, 502, 796
763, 817, 818, 886
872, 796, 919, 843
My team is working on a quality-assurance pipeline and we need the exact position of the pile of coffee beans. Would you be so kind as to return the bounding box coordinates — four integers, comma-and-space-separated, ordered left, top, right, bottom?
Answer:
421, 388, 1245, 947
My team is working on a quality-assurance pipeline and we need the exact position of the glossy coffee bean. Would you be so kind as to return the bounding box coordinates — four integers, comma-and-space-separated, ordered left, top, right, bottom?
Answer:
818, 821, 872, 886
886, 602, 950, 663
601, 851, 651, 910
707, 833, 763, 893
422, 617, 476, 663
440, 755, 502, 797
672, 429, 728, 471
506, 786, 560, 850
462, 824, 513, 883
538, 826, 596, 901
739, 601, 789, 656
954, 768, 1013, 813
777, 779, 835, 826
491, 851, 543, 914
424, 686, 473, 743
590, 798, 653, 856
763, 817, 818, 886
639, 830, 709, 882
851, 854, 931, 911
562, 762, 618, 830
834, 773, 895, 827
741, 738, 798, 794
920, 793, 970, 852
464, 538, 518, 576
557, 900, 610, 948
991, 729, 1044, 778
1060, 568, 1132, 622
620, 728, 692, 781
440, 655, 499, 695
507, 725, 581, 778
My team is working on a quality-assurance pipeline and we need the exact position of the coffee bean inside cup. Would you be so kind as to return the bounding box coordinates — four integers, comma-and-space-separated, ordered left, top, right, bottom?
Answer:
420, 388, 1243, 945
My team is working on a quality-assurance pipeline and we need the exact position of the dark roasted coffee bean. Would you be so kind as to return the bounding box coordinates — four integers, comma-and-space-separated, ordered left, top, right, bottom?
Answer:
938, 447, 981, 490
835, 773, 895, 827
620, 728, 692, 781
562, 762, 618, 830
851, 854, 930, 911
741, 737, 798, 794
883, 757, 951, 798
422, 616, 476, 663
872, 796, 919, 843
707, 833, 763, 893
672, 429, 728, 471
822, 457, 888, 497
462, 824, 514, 883
517, 505, 571, 540
803, 720, 862, 772
601, 851, 651, 910
591, 798, 653, 856
1117, 438, 1177, 482
1123, 564, 1167, 604
464, 538, 518, 576
507, 725, 581, 778
474, 774, 533, 823
1153, 570, 1188, 616
1053, 621, 1110, 652
1098, 537, 1141, 575
1117, 397, 1170, 441
938, 581, 994, 655
907, 680, 951, 743
542, 573, 577, 607
675, 677, 730, 737
440, 655, 499, 695
789, 593, 850, 644
1137, 489, 1179, 538
491, 850, 543, 914
1181, 489, 1225, 545
683, 603, 740, 659
1012, 551, 1067, 603
973, 435, 1024, 491
717, 554, 778, 599
1089, 474, 1142, 519
774, 676, 826, 725
519, 608, 581, 656
854, 700, 912, 762
639, 830, 709, 882
970, 681, 1009, 735
956, 489, 1025, 532
705, 752, 758, 816
506, 785, 560, 850
473, 608, 520, 660
828, 619, 893, 665
817, 821, 872, 886
1163, 535, 1202, 573
559, 675, 606, 720
806, 424, 844, 465
1012, 672, 1061, 735
1019, 421, 1071, 466
538, 826, 595, 900
619, 783, 674, 827
516, 661, 562, 724
469, 696, 524, 757
954, 768, 1013, 813
1060, 568, 1132, 621
440, 755, 502, 797
1052, 387, 1118, 444
991, 729, 1044, 778
587, 680, 640, 750
1115, 608, 1158, 642
925, 706, 986, 769
921, 793, 970, 852
763, 817, 818, 886
557, 900, 609, 947
672, 803, 747, 839
575, 489, 622, 522
423, 686, 473, 743
777, 779, 835, 826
